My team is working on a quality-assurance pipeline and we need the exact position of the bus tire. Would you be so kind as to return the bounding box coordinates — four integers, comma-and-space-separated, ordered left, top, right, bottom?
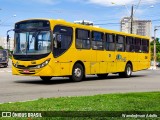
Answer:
70, 63, 84, 82
40, 76, 52, 81
97, 73, 108, 79
119, 72, 125, 77
119, 63, 132, 78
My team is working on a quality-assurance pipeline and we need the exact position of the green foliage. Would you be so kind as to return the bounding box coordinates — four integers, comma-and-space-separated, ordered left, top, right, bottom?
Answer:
150, 38, 160, 62
157, 53, 160, 62
0, 46, 3, 49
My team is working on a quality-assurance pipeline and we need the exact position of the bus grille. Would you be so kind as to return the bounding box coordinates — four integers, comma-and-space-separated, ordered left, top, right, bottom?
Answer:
16, 65, 37, 69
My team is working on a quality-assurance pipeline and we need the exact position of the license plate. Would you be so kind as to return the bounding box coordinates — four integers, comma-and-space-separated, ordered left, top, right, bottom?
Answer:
23, 69, 30, 73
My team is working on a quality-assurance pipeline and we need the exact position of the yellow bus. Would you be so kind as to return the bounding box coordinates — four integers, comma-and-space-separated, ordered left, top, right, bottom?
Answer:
12, 19, 150, 82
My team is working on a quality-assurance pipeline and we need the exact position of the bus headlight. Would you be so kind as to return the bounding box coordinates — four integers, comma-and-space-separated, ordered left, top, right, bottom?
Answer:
12, 58, 51, 69
12, 62, 18, 67
36, 58, 50, 69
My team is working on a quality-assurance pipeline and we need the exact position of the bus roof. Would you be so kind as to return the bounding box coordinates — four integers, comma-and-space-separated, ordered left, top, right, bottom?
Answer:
16, 18, 150, 39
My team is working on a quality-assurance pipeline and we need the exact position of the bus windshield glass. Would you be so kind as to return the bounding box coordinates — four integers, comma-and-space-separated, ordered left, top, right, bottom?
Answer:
13, 20, 51, 55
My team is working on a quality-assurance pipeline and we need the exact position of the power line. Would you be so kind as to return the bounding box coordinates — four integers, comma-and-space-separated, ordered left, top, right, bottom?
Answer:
134, 0, 142, 15
94, 23, 120, 25
93, 18, 119, 22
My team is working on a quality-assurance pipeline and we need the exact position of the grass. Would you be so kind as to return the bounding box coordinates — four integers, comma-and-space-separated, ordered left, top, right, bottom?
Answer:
0, 92, 159, 120
0, 92, 160, 111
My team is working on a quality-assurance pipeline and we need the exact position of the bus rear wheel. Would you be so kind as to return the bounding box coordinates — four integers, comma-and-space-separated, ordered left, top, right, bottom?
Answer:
119, 63, 132, 78
40, 76, 52, 81
97, 73, 108, 79
70, 63, 84, 82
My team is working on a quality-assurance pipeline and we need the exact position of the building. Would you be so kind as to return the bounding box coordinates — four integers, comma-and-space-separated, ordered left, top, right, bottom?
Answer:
0, 37, 14, 51
120, 17, 152, 37
74, 20, 93, 26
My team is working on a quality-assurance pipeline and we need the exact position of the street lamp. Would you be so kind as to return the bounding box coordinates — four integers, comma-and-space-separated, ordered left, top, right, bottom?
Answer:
7, 29, 14, 51
153, 26, 160, 70
0, 14, 16, 51
111, 2, 130, 15
111, 2, 134, 34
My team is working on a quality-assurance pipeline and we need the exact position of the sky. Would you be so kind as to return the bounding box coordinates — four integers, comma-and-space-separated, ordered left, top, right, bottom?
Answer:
0, 0, 160, 38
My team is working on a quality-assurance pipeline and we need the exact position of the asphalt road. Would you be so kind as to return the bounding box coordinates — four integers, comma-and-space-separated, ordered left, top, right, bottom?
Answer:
0, 61, 160, 103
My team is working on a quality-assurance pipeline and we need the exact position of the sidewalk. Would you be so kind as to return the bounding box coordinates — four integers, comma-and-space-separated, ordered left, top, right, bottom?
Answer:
8, 58, 12, 67
149, 66, 160, 70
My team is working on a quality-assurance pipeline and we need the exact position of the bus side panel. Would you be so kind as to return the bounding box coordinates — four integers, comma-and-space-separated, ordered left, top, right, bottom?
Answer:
84, 62, 91, 75
97, 51, 107, 73
53, 52, 72, 76
60, 63, 71, 76
70, 49, 92, 75
139, 53, 150, 70
127, 53, 137, 71
69, 48, 97, 74
115, 52, 127, 72
146, 52, 151, 69
136, 53, 148, 71
89, 50, 98, 74
106, 51, 117, 73
139, 53, 145, 70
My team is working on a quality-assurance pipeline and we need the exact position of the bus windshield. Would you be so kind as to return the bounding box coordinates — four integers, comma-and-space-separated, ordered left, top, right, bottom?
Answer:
14, 30, 51, 55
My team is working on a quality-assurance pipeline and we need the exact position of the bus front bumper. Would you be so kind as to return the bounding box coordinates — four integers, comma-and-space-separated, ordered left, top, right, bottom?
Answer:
12, 64, 57, 76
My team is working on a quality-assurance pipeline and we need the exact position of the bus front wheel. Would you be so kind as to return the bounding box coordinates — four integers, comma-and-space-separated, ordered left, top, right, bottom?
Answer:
70, 63, 84, 82
40, 76, 52, 81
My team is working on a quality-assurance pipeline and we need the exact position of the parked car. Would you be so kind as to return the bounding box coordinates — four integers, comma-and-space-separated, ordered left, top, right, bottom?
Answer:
0, 49, 9, 68
157, 62, 160, 67
150, 61, 160, 67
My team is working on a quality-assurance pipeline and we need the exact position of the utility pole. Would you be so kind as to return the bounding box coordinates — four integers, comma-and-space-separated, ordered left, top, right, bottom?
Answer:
154, 27, 157, 69
153, 26, 160, 69
130, 5, 134, 34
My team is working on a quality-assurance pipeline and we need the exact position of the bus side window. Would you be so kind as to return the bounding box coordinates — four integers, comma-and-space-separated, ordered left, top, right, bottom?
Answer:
105, 34, 115, 51
92, 31, 104, 50
76, 29, 90, 49
116, 35, 125, 52
142, 39, 149, 53
126, 37, 134, 52
135, 38, 141, 52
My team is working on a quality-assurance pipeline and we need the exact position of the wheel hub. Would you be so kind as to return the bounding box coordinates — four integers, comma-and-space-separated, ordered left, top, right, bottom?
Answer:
127, 67, 131, 75
74, 68, 81, 78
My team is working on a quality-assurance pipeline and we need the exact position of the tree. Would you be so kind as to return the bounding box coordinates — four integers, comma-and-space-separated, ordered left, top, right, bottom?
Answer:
150, 38, 160, 62
0, 46, 3, 50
